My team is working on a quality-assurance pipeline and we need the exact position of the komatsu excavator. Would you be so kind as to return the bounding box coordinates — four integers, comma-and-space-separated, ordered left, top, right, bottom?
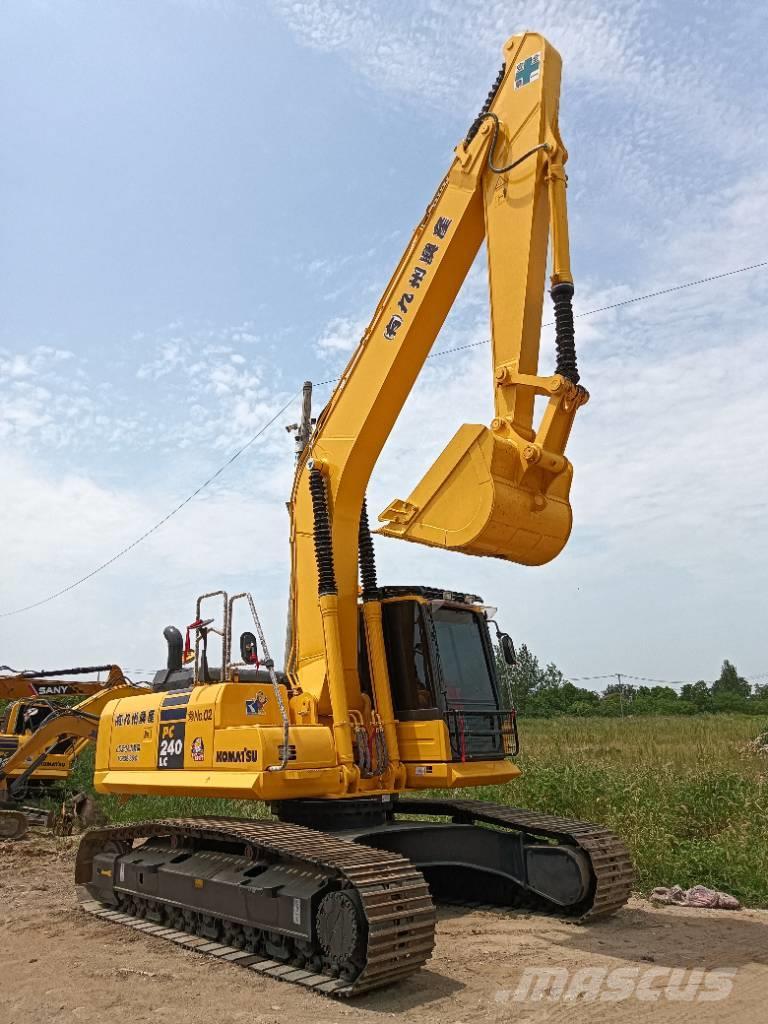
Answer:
76, 34, 633, 996
0, 667, 141, 838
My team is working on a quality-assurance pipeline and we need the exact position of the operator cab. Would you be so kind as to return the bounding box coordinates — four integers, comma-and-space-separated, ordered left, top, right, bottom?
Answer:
0, 699, 56, 736
359, 586, 518, 761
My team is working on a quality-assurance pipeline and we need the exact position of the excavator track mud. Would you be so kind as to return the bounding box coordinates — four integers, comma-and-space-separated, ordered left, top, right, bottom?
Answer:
392, 798, 634, 919
0, 808, 28, 839
76, 816, 436, 997
0, 802, 54, 839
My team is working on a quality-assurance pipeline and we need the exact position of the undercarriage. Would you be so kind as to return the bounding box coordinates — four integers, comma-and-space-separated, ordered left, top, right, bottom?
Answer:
77, 795, 633, 996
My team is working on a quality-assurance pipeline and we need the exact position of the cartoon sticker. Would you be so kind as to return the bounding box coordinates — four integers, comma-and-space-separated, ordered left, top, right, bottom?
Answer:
245, 694, 269, 716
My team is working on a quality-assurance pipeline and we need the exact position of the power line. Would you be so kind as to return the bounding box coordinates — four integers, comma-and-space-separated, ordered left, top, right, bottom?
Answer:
1, 258, 765, 619
0, 394, 298, 619
568, 671, 768, 688
626, 672, 768, 685
428, 259, 768, 359
317, 259, 767, 384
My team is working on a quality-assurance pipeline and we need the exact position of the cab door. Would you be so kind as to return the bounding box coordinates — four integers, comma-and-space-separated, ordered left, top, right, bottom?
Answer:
426, 604, 516, 761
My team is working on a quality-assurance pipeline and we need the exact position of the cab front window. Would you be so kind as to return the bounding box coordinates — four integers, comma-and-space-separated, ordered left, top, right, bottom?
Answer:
431, 606, 498, 708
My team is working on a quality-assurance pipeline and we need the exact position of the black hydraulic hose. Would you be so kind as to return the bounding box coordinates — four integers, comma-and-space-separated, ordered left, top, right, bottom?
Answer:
551, 282, 580, 384
358, 498, 378, 601
309, 467, 337, 596
468, 111, 550, 176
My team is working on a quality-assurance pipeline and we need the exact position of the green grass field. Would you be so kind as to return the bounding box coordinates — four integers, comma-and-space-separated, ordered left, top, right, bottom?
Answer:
476, 715, 768, 907
64, 714, 768, 907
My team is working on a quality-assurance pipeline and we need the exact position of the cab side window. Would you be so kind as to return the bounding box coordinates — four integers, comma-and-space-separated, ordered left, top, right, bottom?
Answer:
382, 601, 437, 713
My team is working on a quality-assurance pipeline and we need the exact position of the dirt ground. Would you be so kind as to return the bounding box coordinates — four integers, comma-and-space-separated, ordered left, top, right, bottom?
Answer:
2, 832, 768, 1024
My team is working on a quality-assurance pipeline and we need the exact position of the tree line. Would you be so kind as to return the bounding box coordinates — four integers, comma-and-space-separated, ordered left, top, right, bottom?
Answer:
495, 646, 768, 717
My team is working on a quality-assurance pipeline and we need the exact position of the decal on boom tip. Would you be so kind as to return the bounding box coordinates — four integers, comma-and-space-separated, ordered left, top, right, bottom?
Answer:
515, 52, 541, 89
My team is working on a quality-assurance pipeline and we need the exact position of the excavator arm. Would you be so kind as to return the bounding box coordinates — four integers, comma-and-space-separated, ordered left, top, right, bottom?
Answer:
377, 41, 587, 560
288, 34, 585, 722
0, 664, 128, 700
0, 682, 143, 800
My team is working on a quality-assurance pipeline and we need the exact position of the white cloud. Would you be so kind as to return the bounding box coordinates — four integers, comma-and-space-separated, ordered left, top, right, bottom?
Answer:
269, 0, 768, 226
0, 322, 298, 458
3, 0, 767, 687
136, 339, 186, 380
266, 1, 663, 104
299, 157, 768, 681
0, 447, 298, 675
315, 314, 366, 357
1, 354, 35, 378
0, 345, 143, 451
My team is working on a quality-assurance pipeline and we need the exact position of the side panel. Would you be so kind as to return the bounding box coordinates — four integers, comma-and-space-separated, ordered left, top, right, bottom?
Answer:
94, 685, 342, 800
396, 720, 451, 763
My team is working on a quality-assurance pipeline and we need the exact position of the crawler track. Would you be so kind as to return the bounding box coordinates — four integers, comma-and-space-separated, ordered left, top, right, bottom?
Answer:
0, 802, 53, 839
395, 797, 634, 919
0, 808, 28, 839
76, 802, 631, 996
76, 816, 436, 997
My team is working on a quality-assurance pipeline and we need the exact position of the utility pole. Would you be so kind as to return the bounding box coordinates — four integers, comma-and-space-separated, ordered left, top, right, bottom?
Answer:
617, 672, 624, 717
286, 380, 314, 461
284, 381, 314, 667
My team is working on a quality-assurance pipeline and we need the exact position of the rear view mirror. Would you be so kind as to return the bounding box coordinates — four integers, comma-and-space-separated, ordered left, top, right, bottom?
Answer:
240, 631, 259, 665
499, 633, 516, 666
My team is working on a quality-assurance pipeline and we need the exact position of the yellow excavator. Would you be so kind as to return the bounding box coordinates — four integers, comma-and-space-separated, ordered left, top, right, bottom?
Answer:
0, 663, 129, 701
0, 666, 142, 838
75, 33, 632, 996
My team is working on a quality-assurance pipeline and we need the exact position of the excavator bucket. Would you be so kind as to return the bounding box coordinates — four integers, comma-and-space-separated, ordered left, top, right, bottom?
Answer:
377, 422, 573, 566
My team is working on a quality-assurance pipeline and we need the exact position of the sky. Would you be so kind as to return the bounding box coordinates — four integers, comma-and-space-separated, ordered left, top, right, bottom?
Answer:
1, 0, 767, 688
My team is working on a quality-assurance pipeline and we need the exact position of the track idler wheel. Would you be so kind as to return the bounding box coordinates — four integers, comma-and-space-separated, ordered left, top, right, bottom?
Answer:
316, 890, 366, 980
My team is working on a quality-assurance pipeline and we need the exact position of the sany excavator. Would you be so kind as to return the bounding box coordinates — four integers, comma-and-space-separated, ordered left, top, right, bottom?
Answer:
0, 663, 129, 701
76, 34, 632, 996
0, 666, 143, 838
